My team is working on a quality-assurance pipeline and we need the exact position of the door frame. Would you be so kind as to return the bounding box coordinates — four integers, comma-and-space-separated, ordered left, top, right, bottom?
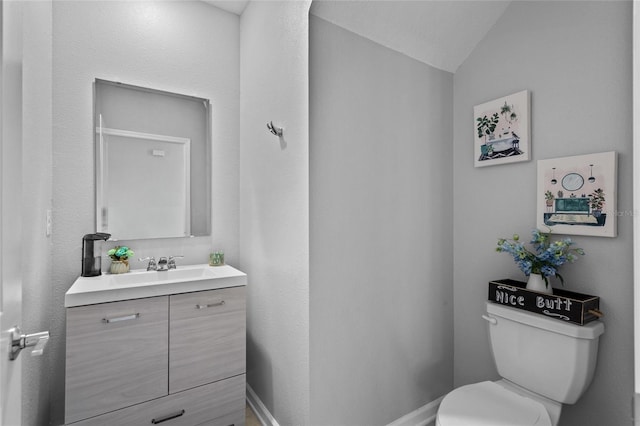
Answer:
0, 0, 25, 424
634, 3, 640, 421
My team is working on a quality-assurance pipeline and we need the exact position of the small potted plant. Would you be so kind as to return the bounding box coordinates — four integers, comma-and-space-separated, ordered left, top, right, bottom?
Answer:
108, 246, 134, 274
589, 188, 605, 217
500, 101, 518, 125
544, 190, 555, 207
477, 112, 500, 144
496, 229, 584, 294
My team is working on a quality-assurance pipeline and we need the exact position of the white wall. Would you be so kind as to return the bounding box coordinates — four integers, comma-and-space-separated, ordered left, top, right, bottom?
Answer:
22, 2, 53, 424
309, 15, 453, 425
453, 1, 633, 424
50, 2, 240, 424
239, 2, 311, 425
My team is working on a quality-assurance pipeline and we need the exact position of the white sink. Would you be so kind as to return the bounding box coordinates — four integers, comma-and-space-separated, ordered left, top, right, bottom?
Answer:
109, 265, 221, 286
65, 263, 246, 307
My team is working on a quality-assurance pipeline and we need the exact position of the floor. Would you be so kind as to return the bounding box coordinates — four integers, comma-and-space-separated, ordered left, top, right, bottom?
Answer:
246, 402, 262, 426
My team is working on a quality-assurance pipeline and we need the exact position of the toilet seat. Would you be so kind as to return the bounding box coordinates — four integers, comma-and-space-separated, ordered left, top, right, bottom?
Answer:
436, 381, 552, 426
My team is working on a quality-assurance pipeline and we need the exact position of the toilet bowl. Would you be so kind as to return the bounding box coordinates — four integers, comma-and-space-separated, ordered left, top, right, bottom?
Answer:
436, 301, 604, 426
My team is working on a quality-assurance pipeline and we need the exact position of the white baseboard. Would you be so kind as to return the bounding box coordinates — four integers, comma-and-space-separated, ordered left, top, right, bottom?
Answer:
386, 396, 444, 426
247, 384, 280, 426
246, 385, 442, 426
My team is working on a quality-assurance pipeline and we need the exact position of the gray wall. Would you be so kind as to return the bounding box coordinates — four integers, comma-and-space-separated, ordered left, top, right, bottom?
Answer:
239, 2, 311, 425
50, 3, 240, 424
453, 2, 633, 424
16, 1, 633, 425
309, 16, 453, 425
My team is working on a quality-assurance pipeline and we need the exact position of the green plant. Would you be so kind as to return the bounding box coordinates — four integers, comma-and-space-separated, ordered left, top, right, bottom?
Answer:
496, 229, 584, 287
476, 113, 499, 142
108, 246, 134, 262
500, 101, 517, 124
544, 190, 554, 201
589, 188, 605, 211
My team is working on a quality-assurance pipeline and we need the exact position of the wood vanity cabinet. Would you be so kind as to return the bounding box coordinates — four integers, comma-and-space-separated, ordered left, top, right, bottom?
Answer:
65, 285, 246, 426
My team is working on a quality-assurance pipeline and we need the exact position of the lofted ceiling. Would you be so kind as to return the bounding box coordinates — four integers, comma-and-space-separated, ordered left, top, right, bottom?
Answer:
310, 0, 511, 73
203, 0, 250, 15
203, 0, 511, 73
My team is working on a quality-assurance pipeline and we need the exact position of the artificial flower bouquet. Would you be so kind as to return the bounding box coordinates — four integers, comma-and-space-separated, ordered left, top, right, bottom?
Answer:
496, 229, 584, 288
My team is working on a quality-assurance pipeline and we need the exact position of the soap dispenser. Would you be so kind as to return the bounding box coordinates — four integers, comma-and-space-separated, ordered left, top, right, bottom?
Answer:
81, 233, 111, 277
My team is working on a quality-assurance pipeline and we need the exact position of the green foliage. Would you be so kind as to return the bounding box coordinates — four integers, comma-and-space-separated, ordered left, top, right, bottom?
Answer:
500, 101, 518, 124
108, 246, 134, 261
589, 188, 605, 211
476, 113, 499, 140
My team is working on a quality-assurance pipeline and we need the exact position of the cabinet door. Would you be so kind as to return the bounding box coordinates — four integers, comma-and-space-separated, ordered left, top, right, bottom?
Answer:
169, 286, 246, 393
65, 296, 169, 423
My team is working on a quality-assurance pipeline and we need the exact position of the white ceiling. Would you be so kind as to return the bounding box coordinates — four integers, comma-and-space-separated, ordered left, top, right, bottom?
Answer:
203, 0, 250, 15
310, 0, 511, 73
203, 0, 511, 73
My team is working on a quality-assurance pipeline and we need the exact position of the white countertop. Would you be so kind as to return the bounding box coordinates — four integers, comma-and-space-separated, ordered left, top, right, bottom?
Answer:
65, 263, 247, 307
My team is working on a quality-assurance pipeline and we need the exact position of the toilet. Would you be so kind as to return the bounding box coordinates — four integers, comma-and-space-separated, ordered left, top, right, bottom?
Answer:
436, 301, 605, 426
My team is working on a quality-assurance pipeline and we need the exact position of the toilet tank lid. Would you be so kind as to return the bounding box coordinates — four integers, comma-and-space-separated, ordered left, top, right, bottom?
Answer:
486, 302, 604, 339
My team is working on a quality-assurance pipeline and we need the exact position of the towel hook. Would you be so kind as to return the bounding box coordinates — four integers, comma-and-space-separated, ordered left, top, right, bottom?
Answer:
267, 121, 283, 137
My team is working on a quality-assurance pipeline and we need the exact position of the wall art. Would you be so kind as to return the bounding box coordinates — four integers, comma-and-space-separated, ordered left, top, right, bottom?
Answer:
537, 151, 617, 237
474, 90, 530, 167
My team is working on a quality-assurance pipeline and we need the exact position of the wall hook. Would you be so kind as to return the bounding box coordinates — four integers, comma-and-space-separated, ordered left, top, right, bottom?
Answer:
267, 121, 283, 137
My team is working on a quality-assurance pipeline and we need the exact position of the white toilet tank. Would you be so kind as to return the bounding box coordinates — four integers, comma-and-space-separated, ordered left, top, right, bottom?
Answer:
486, 301, 604, 404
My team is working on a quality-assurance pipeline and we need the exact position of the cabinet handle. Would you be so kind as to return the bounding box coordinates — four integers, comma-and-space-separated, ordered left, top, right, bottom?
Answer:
151, 409, 185, 424
102, 313, 140, 324
195, 300, 225, 309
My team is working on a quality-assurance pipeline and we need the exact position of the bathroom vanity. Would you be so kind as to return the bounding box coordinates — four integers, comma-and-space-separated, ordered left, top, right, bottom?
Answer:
64, 264, 246, 426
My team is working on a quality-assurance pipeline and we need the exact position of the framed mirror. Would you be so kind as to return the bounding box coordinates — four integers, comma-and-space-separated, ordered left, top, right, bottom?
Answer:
94, 79, 211, 240
561, 172, 584, 192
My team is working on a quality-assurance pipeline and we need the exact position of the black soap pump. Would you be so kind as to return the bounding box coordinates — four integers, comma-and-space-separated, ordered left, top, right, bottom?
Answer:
81, 233, 111, 277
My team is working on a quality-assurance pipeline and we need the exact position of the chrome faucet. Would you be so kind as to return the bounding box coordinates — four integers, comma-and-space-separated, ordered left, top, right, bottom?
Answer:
168, 256, 184, 270
157, 257, 169, 271
139, 257, 157, 271
139, 255, 182, 271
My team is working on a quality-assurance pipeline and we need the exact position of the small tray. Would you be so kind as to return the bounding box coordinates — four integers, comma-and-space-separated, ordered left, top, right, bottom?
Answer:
488, 279, 602, 325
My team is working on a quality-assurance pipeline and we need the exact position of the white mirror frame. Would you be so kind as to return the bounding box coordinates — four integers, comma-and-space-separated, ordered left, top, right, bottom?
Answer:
93, 79, 211, 240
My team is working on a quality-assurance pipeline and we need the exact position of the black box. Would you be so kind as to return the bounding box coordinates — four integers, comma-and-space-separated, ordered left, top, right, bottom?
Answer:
488, 279, 601, 325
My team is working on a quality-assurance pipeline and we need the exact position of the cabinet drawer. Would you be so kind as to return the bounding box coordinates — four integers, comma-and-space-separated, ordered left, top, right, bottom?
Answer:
68, 374, 246, 426
169, 287, 246, 393
65, 296, 169, 423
